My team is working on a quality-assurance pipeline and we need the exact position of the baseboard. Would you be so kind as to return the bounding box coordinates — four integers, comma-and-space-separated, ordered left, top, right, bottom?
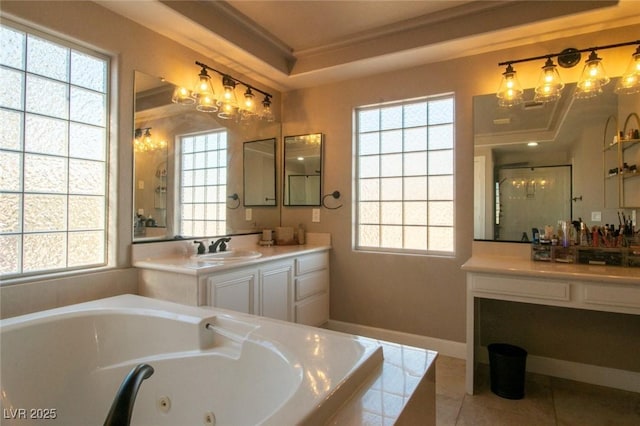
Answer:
477, 345, 640, 393
326, 320, 466, 359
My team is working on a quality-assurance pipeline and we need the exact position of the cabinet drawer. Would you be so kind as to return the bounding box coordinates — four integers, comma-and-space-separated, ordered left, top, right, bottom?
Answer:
295, 293, 329, 326
296, 269, 329, 301
295, 252, 329, 275
472, 274, 570, 301
583, 284, 640, 309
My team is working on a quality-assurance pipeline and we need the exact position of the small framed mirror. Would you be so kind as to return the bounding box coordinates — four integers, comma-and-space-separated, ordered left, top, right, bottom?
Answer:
284, 133, 323, 206
243, 138, 277, 206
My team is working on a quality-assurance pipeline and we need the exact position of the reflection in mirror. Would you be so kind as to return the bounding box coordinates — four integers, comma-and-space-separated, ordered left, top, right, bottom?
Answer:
133, 71, 281, 242
284, 133, 323, 206
244, 138, 276, 206
474, 78, 640, 242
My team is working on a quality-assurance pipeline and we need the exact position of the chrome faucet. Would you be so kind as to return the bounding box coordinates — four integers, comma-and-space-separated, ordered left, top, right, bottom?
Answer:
209, 237, 231, 253
104, 363, 154, 426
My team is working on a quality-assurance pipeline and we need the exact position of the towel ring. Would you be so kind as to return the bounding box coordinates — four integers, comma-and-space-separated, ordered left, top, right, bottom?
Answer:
227, 193, 240, 209
322, 190, 343, 209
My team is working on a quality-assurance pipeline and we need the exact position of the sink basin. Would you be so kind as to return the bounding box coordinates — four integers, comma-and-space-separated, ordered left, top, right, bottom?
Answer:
192, 249, 262, 262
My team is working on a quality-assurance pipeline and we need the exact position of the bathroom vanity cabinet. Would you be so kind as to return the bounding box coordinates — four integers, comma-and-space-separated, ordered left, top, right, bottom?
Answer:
136, 246, 330, 327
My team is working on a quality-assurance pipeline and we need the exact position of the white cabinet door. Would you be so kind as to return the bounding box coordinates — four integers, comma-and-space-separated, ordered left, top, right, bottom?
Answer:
258, 262, 293, 321
206, 268, 257, 314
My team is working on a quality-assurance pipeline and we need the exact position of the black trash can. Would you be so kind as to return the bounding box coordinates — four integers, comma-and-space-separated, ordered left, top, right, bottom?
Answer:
487, 343, 527, 399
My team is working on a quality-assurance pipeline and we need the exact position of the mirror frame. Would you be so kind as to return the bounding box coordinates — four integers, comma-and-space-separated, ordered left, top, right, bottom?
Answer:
243, 138, 277, 207
283, 133, 324, 206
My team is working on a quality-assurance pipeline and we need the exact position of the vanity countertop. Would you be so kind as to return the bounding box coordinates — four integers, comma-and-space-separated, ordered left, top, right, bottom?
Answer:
134, 244, 331, 276
462, 255, 640, 285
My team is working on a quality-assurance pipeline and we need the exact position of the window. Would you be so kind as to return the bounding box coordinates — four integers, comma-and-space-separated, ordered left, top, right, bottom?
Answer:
355, 95, 455, 254
179, 130, 228, 237
0, 22, 109, 278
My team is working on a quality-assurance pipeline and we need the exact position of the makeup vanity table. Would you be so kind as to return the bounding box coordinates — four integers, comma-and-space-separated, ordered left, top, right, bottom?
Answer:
463, 244, 640, 395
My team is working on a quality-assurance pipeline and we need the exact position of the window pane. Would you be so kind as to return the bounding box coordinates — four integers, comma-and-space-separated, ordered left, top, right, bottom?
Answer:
0, 235, 21, 274
0, 108, 23, 150
404, 127, 427, 152
0, 193, 21, 233
70, 86, 105, 126
27, 34, 69, 81
24, 154, 67, 193
71, 51, 106, 92
380, 106, 402, 130
428, 226, 453, 252
359, 132, 379, 155
24, 114, 67, 156
428, 201, 454, 226
194, 152, 205, 169
428, 150, 453, 175
359, 155, 379, 178
404, 201, 427, 225
428, 175, 453, 200
69, 195, 104, 230
23, 194, 67, 232
404, 151, 427, 176
359, 178, 379, 201
429, 124, 453, 150
404, 176, 427, 200
0, 67, 24, 110
380, 177, 402, 201
69, 123, 105, 160
404, 226, 427, 250
0, 26, 25, 69
380, 153, 402, 177
380, 130, 402, 153
194, 186, 205, 202
404, 102, 427, 127
26, 74, 68, 119
0, 150, 22, 191
428, 98, 453, 124
381, 225, 402, 248
381, 202, 402, 225
23, 233, 66, 272
359, 224, 379, 247
359, 109, 379, 133
69, 159, 105, 195
359, 201, 379, 224
68, 231, 104, 267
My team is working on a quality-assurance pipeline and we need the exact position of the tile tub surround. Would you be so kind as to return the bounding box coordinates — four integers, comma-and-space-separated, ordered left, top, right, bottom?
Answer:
0, 294, 437, 425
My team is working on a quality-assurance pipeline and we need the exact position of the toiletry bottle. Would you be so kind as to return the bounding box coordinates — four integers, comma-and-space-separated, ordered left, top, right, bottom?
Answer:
297, 224, 305, 245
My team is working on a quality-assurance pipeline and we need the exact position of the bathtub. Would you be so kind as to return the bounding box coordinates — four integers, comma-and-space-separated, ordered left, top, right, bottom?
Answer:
0, 295, 384, 425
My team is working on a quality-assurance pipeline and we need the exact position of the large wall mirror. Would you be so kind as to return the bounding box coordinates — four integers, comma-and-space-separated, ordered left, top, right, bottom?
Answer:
133, 71, 281, 242
474, 78, 640, 242
283, 133, 323, 206
243, 138, 276, 206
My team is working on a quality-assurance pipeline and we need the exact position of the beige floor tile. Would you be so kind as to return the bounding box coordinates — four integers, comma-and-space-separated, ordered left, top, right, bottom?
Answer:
436, 356, 467, 400
436, 393, 463, 426
456, 398, 555, 426
552, 377, 640, 426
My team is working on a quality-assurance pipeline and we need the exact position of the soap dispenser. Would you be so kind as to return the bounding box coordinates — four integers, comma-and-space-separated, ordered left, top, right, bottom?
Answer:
297, 224, 305, 245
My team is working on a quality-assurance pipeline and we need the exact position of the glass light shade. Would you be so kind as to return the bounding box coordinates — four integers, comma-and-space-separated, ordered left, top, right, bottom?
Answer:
171, 86, 195, 105
496, 64, 524, 107
534, 58, 564, 102
217, 76, 238, 119
575, 51, 609, 99
260, 96, 275, 122
193, 68, 218, 112
615, 47, 640, 95
242, 88, 257, 115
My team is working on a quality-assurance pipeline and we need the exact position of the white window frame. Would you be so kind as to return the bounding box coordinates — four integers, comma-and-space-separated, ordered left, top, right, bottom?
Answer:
354, 94, 455, 255
0, 20, 111, 280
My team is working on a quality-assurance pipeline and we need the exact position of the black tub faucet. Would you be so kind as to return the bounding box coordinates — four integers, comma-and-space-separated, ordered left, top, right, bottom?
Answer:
104, 363, 154, 426
209, 237, 231, 253
194, 240, 206, 255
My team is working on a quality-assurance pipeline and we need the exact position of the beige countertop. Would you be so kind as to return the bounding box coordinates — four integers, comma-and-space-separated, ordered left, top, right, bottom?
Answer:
134, 244, 331, 276
462, 255, 640, 285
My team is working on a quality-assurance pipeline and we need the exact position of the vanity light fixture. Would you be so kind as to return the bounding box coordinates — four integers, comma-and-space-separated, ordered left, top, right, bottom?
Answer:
134, 127, 167, 153
497, 39, 640, 106
172, 61, 275, 122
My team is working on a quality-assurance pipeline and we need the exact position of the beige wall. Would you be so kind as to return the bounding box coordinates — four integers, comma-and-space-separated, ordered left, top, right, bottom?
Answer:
281, 24, 640, 343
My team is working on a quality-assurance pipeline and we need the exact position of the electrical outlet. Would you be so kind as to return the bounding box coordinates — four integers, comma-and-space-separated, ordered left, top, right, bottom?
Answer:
245, 208, 252, 221
138, 180, 145, 190
312, 208, 320, 223
591, 211, 602, 222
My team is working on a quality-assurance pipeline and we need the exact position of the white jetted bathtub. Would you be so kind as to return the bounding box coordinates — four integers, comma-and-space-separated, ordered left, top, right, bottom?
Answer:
0, 295, 383, 425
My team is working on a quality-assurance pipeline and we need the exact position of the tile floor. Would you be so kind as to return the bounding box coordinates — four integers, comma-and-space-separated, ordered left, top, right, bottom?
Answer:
435, 356, 640, 425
